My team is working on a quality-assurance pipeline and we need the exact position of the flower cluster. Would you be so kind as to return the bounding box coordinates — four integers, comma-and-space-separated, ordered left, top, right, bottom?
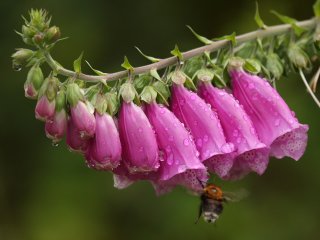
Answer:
13, 9, 313, 196
25, 63, 308, 195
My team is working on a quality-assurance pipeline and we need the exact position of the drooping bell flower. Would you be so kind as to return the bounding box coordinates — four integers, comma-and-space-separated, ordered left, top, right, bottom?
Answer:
171, 83, 235, 178
66, 118, 89, 153
67, 83, 96, 138
230, 69, 308, 160
118, 101, 159, 173
45, 90, 67, 142
145, 102, 208, 195
85, 112, 121, 170
198, 82, 270, 180
35, 76, 57, 121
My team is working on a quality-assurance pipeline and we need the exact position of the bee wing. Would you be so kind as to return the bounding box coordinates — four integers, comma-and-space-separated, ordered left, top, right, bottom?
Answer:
222, 188, 249, 202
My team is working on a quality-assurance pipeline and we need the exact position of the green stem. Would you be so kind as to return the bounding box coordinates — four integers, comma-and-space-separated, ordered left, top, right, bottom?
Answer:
299, 68, 320, 108
44, 18, 317, 83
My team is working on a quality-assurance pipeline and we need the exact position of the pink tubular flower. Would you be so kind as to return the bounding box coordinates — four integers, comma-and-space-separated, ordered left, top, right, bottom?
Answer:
70, 101, 96, 138
66, 118, 89, 153
45, 109, 67, 142
118, 101, 159, 173
171, 84, 235, 178
35, 95, 55, 121
85, 112, 121, 170
230, 70, 308, 160
198, 82, 270, 180
145, 102, 208, 195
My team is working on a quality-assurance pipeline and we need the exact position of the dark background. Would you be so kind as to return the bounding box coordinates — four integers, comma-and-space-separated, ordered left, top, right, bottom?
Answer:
1, 0, 320, 239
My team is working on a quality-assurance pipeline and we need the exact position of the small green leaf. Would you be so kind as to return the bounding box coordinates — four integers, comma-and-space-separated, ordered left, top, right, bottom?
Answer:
152, 81, 170, 105
254, 2, 267, 29
73, 52, 83, 73
184, 74, 197, 91
314, 0, 320, 17
271, 10, 305, 36
85, 60, 107, 76
121, 56, 134, 71
186, 25, 213, 45
150, 68, 162, 81
135, 47, 160, 63
213, 32, 237, 46
140, 86, 157, 104
134, 74, 152, 90
170, 44, 183, 60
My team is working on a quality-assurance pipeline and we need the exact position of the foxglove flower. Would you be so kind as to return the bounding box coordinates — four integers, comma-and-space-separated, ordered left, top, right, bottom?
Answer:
66, 118, 89, 153
230, 69, 308, 160
118, 101, 159, 173
198, 82, 270, 180
24, 64, 44, 99
67, 83, 96, 138
85, 112, 121, 170
145, 102, 207, 195
171, 84, 235, 178
35, 95, 55, 121
45, 90, 67, 142
45, 109, 67, 142
70, 101, 96, 138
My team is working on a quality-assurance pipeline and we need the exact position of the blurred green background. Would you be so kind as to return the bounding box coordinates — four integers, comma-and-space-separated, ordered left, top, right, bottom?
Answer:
1, 0, 320, 239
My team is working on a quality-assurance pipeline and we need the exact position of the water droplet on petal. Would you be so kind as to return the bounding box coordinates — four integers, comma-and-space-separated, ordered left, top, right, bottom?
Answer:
167, 154, 174, 165
248, 83, 255, 89
196, 138, 203, 147
165, 145, 172, 152
168, 135, 174, 141
274, 119, 280, 127
139, 146, 144, 152
183, 139, 190, 146
190, 94, 196, 100
138, 128, 143, 133
203, 135, 209, 142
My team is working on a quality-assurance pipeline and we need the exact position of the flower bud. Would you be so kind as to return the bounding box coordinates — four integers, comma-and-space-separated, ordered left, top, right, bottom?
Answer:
46, 26, 61, 42
266, 53, 284, 80
66, 83, 85, 107
33, 32, 45, 45
35, 76, 58, 121
287, 44, 310, 69
22, 25, 36, 38
24, 65, 44, 99
11, 49, 34, 65
45, 108, 67, 142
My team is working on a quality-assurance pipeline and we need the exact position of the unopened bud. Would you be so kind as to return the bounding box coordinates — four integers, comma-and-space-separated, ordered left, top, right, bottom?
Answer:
266, 53, 284, 80
66, 83, 85, 107
27, 65, 44, 91
33, 32, 45, 44
197, 68, 214, 82
22, 25, 36, 38
46, 26, 61, 42
12, 49, 34, 65
287, 44, 310, 69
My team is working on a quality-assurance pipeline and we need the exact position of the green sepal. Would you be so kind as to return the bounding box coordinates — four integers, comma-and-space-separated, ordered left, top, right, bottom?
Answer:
271, 11, 305, 36
135, 47, 161, 63
196, 68, 215, 82
170, 44, 183, 60
314, 0, 320, 17
134, 74, 152, 90
186, 25, 213, 45
12, 48, 34, 65
244, 58, 261, 74
44, 76, 59, 101
150, 68, 162, 81
213, 32, 237, 46
121, 56, 134, 72
184, 55, 205, 78
55, 89, 66, 112
169, 70, 186, 84
119, 82, 136, 103
152, 81, 170, 106
66, 82, 85, 107
265, 53, 284, 79
73, 52, 83, 73
85, 84, 100, 103
140, 86, 158, 104
85, 60, 107, 76
254, 2, 267, 29
105, 92, 119, 116
184, 74, 197, 91
94, 93, 108, 115
27, 64, 44, 90
287, 43, 311, 69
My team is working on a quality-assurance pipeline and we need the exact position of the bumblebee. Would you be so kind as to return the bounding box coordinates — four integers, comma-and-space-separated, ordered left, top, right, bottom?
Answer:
196, 180, 246, 224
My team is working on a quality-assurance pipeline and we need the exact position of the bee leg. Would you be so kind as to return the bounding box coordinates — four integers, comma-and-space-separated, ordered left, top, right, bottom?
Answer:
194, 204, 203, 224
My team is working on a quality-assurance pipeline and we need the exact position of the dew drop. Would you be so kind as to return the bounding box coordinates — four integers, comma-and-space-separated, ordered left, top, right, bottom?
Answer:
196, 138, 203, 147
139, 146, 144, 152
190, 95, 196, 100
233, 129, 239, 137
168, 135, 174, 142
203, 135, 209, 142
138, 128, 143, 133
165, 145, 172, 153
183, 138, 190, 146
167, 154, 174, 165
274, 119, 280, 127
236, 137, 242, 144
248, 83, 255, 89
13, 63, 22, 71
52, 141, 59, 147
